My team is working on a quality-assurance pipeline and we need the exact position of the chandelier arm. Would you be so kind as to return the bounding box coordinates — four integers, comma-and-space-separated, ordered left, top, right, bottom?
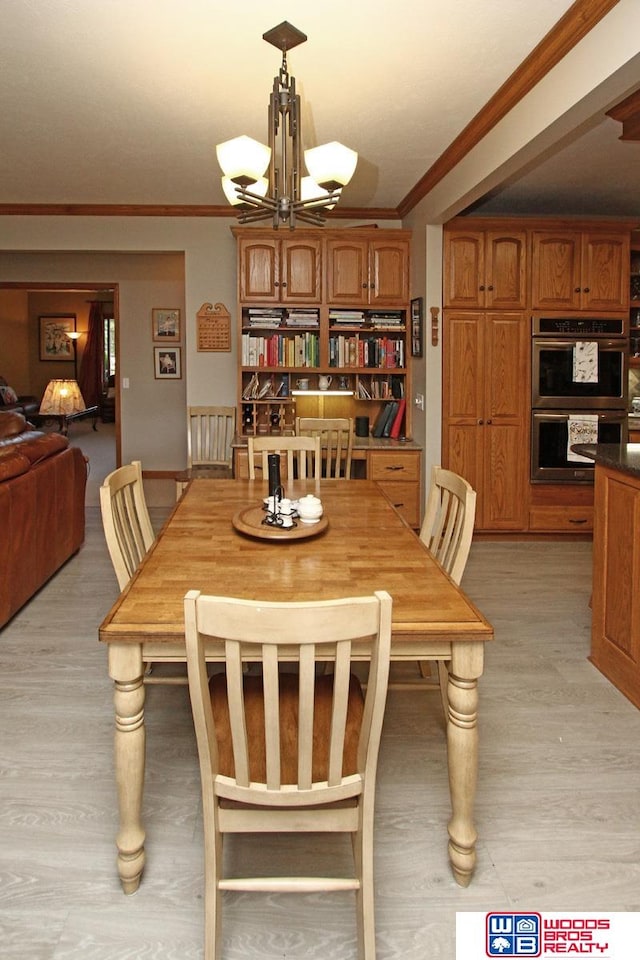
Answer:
238, 207, 276, 225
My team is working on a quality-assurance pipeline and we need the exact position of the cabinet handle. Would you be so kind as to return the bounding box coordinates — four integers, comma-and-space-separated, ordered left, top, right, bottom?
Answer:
486, 419, 492, 424
274, 281, 280, 287
477, 418, 484, 425
583, 287, 589, 293
574, 287, 581, 293
362, 283, 368, 289
479, 285, 485, 291
393, 502, 405, 508
487, 285, 494, 291
569, 518, 587, 524
281, 281, 287, 287
385, 465, 404, 472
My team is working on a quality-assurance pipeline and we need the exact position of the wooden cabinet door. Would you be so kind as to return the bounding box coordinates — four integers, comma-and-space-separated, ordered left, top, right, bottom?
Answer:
281, 238, 322, 303
443, 311, 527, 531
325, 238, 369, 304
369, 238, 410, 304
485, 231, 527, 309
238, 238, 279, 302
444, 231, 485, 308
442, 312, 484, 508
481, 312, 528, 530
582, 232, 629, 312
531, 231, 581, 310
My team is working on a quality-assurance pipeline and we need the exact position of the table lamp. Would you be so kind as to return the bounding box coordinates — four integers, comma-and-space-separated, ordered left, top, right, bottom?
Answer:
39, 379, 86, 419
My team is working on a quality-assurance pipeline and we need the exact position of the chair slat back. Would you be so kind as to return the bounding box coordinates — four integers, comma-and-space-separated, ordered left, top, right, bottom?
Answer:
187, 406, 236, 467
295, 417, 354, 479
184, 591, 392, 805
420, 466, 476, 585
100, 461, 155, 590
247, 435, 321, 481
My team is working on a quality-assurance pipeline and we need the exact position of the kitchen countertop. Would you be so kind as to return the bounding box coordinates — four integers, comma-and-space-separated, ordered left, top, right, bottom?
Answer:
572, 443, 640, 480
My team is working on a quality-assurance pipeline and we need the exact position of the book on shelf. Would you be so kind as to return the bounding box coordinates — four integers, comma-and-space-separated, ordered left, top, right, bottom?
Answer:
372, 401, 397, 438
389, 398, 406, 438
381, 401, 399, 438
285, 308, 320, 327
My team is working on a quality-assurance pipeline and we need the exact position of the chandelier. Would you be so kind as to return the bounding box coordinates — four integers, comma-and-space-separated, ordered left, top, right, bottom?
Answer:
216, 22, 358, 229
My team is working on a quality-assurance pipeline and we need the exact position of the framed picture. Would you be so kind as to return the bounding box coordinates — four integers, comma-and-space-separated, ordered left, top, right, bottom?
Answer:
410, 297, 423, 357
154, 346, 182, 379
151, 308, 181, 342
39, 315, 76, 361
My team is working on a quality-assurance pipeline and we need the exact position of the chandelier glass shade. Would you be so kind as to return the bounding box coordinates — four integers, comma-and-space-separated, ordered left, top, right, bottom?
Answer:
216, 22, 357, 229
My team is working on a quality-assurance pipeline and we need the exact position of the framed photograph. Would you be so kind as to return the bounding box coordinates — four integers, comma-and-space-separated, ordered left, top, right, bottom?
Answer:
410, 297, 423, 357
154, 346, 182, 379
39, 315, 76, 361
151, 308, 181, 342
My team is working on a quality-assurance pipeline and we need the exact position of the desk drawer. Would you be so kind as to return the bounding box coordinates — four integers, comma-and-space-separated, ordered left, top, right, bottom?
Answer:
368, 451, 420, 482
376, 481, 420, 528
529, 506, 593, 532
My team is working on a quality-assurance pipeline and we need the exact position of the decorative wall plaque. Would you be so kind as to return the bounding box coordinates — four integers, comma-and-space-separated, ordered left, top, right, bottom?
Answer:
196, 302, 231, 352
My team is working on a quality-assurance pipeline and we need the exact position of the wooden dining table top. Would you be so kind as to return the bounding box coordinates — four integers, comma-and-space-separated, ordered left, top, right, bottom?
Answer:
99, 478, 493, 647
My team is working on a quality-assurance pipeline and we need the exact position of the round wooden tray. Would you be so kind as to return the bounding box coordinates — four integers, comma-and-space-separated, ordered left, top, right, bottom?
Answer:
232, 505, 329, 542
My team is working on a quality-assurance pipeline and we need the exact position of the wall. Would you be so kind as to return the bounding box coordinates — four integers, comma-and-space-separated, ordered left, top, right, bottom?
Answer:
27, 291, 93, 398
0, 289, 29, 392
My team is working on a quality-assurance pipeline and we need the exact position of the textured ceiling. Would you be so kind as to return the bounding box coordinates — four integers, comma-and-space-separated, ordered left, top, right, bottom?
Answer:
0, 0, 638, 219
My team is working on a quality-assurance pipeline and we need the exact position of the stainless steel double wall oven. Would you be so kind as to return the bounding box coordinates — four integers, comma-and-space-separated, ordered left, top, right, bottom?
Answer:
531, 315, 628, 482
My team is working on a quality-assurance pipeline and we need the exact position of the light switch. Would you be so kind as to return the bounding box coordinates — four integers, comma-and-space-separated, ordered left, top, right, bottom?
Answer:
122, 377, 130, 389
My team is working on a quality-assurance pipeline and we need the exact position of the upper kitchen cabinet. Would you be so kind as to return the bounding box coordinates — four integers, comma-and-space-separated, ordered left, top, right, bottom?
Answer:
531, 230, 630, 312
238, 235, 322, 303
326, 235, 410, 305
444, 228, 527, 310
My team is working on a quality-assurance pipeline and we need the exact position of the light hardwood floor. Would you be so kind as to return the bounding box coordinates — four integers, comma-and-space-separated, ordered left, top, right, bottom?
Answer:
1, 503, 640, 959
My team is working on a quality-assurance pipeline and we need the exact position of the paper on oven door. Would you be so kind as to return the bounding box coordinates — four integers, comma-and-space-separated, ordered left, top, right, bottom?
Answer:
573, 341, 598, 382
567, 413, 599, 462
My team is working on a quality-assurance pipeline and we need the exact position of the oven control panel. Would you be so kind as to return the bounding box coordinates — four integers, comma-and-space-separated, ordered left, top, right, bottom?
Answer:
532, 316, 625, 337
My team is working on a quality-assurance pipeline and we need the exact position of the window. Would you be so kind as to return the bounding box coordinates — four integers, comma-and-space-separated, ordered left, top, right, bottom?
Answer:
103, 314, 116, 387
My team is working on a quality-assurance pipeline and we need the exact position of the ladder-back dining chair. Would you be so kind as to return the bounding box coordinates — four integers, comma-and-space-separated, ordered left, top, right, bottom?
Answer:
392, 466, 476, 709
176, 406, 236, 498
247, 434, 321, 481
100, 460, 185, 685
100, 460, 155, 591
296, 416, 354, 479
184, 589, 392, 960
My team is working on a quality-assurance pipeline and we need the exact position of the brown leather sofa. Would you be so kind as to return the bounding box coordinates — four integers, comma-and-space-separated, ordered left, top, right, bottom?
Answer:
0, 411, 88, 629
0, 375, 40, 419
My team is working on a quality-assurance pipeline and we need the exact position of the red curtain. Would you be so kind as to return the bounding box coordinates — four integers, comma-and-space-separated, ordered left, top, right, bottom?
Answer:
78, 300, 103, 407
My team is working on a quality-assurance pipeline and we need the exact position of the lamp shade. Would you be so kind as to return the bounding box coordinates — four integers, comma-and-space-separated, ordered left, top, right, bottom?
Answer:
216, 135, 271, 186
304, 142, 358, 191
39, 379, 86, 416
222, 175, 269, 207
300, 176, 341, 210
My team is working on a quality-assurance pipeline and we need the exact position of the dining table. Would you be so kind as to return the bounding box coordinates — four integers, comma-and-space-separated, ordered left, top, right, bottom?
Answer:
99, 477, 493, 894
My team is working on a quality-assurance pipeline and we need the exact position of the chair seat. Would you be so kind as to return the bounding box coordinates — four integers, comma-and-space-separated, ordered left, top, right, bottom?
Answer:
209, 671, 364, 785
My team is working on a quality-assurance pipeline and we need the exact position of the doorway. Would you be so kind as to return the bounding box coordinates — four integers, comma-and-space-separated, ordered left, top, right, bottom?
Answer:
0, 281, 119, 469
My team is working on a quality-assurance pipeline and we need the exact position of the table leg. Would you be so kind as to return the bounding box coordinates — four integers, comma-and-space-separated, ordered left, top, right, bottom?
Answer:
108, 643, 146, 894
446, 641, 484, 887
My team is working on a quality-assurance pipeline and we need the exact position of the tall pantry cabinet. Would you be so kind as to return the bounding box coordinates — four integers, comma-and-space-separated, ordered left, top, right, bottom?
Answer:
442, 218, 631, 534
443, 228, 529, 530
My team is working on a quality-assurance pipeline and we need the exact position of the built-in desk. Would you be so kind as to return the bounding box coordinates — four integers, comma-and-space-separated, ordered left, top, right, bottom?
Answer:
575, 443, 640, 710
232, 435, 422, 528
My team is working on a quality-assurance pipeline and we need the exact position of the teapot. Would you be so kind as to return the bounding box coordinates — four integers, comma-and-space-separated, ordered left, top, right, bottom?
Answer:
318, 374, 333, 391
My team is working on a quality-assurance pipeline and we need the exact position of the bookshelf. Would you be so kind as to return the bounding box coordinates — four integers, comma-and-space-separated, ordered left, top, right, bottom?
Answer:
234, 226, 413, 439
